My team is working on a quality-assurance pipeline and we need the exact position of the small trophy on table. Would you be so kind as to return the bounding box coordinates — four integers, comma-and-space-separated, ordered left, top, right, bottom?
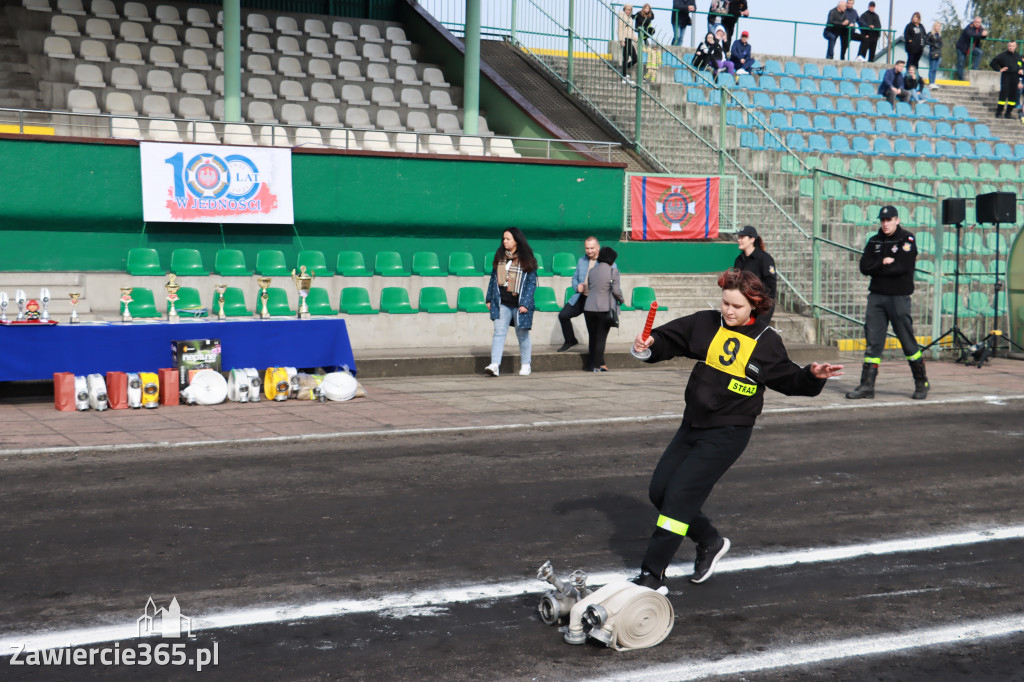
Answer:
256, 277, 271, 319
291, 265, 314, 320
40, 288, 51, 322
0, 292, 8, 323
214, 284, 227, 321
165, 273, 180, 323
69, 292, 81, 324
120, 287, 134, 323
15, 289, 26, 321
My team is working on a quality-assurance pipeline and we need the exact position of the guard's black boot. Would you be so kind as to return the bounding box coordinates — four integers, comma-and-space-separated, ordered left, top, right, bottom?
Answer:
845, 363, 877, 399
995, 104, 1005, 118
909, 358, 930, 400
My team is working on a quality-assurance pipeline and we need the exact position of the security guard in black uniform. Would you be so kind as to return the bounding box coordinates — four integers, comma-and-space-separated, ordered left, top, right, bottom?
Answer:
990, 41, 1023, 118
733, 225, 778, 324
847, 205, 930, 400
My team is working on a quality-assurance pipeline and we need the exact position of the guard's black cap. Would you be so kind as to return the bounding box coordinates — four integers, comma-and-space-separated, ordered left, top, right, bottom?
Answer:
738, 225, 759, 238
879, 205, 899, 220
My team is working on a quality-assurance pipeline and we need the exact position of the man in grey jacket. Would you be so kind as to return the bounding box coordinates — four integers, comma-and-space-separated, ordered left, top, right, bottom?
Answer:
557, 237, 601, 352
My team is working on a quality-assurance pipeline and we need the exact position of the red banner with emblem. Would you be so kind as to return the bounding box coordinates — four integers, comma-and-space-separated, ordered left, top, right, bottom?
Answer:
629, 176, 720, 240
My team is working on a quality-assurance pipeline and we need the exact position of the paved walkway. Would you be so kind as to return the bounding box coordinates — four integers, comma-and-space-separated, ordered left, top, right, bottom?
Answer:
1, 353, 1022, 456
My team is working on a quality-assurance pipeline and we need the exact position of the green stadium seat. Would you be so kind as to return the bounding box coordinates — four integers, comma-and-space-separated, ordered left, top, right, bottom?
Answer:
998, 163, 1021, 182
985, 233, 1008, 255
418, 286, 456, 312
380, 286, 417, 313
211, 286, 251, 317
336, 251, 370, 276
564, 286, 575, 305
374, 251, 410, 276
870, 159, 893, 178
892, 160, 914, 179
798, 178, 814, 198
631, 287, 659, 311
848, 158, 869, 176
977, 163, 999, 180
962, 232, 991, 255
535, 253, 548, 276
174, 286, 207, 317
121, 287, 161, 318
339, 287, 378, 314
533, 286, 561, 312
964, 259, 989, 282
170, 248, 207, 275
265, 287, 295, 316
915, 161, 938, 180
781, 156, 806, 175
940, 259, 957, 277
957, 162, 980, 181
412, 251, 444, 277
935, 161, 957, 179
214, 249, 251, 276
297, 250, 333, 276
967, 291, 994, 317
448, 251, 480, 276
305, 286, 337, 315
914, 259, 936, 282
256, 250, 290, 276
842, 205, 863, 224
911, 207, 933, 229
126, 248, 163, 275
936, 182, 955, 199
941, 292, 967, 316
551, 252, 576, 277
456, 286, 489, 313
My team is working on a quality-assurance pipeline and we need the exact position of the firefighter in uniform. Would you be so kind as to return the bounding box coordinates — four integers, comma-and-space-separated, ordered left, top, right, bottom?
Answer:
733, 225, 778, 324
990, 41, 1023, 118
630, 269, 843, 592
846, 205, 930, 401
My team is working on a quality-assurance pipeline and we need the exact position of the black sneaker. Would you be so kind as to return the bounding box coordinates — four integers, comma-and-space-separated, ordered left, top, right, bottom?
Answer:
631, 571, 669, 595
556, 341, 578, 353
690, 536, 730, 584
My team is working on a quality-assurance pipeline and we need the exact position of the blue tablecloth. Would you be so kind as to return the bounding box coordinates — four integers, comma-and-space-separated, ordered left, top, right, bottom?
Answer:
0, 319, 357, 381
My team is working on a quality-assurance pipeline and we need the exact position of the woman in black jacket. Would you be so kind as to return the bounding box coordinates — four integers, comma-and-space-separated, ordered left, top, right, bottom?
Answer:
925, 21, 943, 87
629, 269, 842, 592
692, 32, 720, 71
904, 12, 926, 70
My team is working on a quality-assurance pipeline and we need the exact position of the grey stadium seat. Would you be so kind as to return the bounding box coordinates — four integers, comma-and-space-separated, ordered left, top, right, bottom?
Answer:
313, 105, 340, 126
395, 65, 421, 85
105, 91, 137, 116
277, 36, 302, 56
311, 82, 339, 104
184, 121, 219, 143
223, 123, 255, 145
279, 80, 308, 102
58, 0, 84, 14
123, 2, 151, 22
400, 88, 428, 109
91, 0, 118, 20
344, 107, 373, 129
246, 14, 272, 33
276, 16, 301, 36
43, 36, 73, 59
376, 109, 404, 131
366, 63, 393, 83
341, 84, 369, 106
145, 70, 176, 93
155, 5, 182, 25
247, 101, 277, 124
149, 45, 178, 68
114, 43, 144, 65
84, 18, 113, 39
51, 15, 80, 37
177, 97, 209, 120
386, 27, 411, 45
305, 19, 329, 38
119, 21, 146, 42
147, 118, 182, 142
259, 125, 291, 147
362, 130, 393, 152
187, 8, 214, 27
180, 72, 211, 95
337, 61, 363, 81
152, 24, 180, 46
185, 27, 212, 49
74, 63, 105, 88
183, 48, 211, 71
359, 24, 384, 43
294, 127, 326, 148
423, 67, 450, 88
142, 94, 173, 118
278, 57, 306, 78
111, 117, 143, 140
110, 66, 141, 90
281, 103, 311, 126
329, 128, 359, 149
308, 59, 335, 80
79, 39, 110, 62
67, 88, 100, 114
371, 86, 400, 108
332, 21, 356, 40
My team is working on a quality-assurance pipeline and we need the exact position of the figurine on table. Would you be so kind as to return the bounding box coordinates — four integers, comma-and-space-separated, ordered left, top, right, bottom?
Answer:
23, 299, 41, 322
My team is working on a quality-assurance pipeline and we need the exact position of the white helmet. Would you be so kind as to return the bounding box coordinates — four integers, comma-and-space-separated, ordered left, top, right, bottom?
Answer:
320, 371, 358, 401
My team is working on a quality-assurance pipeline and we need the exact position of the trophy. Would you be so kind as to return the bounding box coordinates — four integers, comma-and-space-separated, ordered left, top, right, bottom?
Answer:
256, 277, 271, 319
120, 287, 134, 323
15, 289, 26, 321
69, 292, 81, 323
165, 273, 180, 323
214, 284, 227, 321
291, 265, 315, 320
40, 287, 51, 322
0, 291, 8, 323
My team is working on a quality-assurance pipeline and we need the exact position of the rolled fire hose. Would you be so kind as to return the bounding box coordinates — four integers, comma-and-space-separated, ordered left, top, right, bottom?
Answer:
564, 581, 673, 650
139, 372, 159, 408
264, 367, 290, 401
74, 375, 89, 411
245, 368, 262, 402
126, 373, 142, 408
180, 369, 228, 406
227, 368, 250, 403
284, 366, 298, 397
320, 371, 358, 402
86, 373, 108, 411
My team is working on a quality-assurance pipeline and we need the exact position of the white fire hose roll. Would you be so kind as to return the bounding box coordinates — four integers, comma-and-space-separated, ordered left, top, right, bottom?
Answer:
565, 581, 674, 650
181, 369, 228, 406
320, 371, 358, 402
227, 369, 250, 402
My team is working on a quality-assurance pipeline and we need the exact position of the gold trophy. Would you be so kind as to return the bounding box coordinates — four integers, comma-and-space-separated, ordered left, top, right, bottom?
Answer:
69, 292, 81, 323
256, 277, 272, 319
120, 287, 134, 323
165, 273, 180, 323
214, 284, 227, 320
291, 265, 315, 320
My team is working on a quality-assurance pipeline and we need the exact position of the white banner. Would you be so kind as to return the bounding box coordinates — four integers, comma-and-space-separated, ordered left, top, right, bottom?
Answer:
140, 142, 294, 224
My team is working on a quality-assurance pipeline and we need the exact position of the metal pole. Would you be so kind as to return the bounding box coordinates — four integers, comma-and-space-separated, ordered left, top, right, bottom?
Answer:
930, 199, 943, 356
886, 1, 894, 64
718, 88, 727, 177
463, 0, 481, 135
812, 170, 822, 325
634, 80, 642, 144
223, 0, 242, 122
567, 0, 575, 94
510, 0, 517, 44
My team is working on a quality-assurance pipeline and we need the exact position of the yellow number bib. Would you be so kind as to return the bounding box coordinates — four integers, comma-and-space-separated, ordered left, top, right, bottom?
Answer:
705, 326, 758, 379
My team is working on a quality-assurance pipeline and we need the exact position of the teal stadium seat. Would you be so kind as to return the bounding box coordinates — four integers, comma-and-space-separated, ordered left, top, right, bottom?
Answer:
914, 259, 936, 282
305, 287, 337, 315
170, 248, 207, 275
380, 287, 417, 313
339, 287, 378, 314
533, 286, 561, 312
211, 286, 250, 317
967, 291, 995, 317
374, 251, 410, 276
631, 287, 660, 311
256, 250, 291, 276
297, 250, 333, 276
214, 249, 251, 276
418, 287, 456, 312
121, 287, 161, 318
482, 251, 498, 274
336, 251, 370, 276
174, 286, 206, 317
412, 251, 444, 277
456, 287, 489, 313
564, 286, 575, 305
126, 248, 163, 275
447, 251, 480, 276
535, 253, 548, 276
552, 252, 576, 277
265, 287, 295, 316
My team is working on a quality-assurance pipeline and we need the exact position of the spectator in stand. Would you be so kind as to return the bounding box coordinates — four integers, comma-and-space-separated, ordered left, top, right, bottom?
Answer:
618, 4, 638, 83
692, 31, 720, 73
903, 12, 926, 71
707, 0, 727, 37
733, 226, 777, 324
824, 0, 853, 60
926, 21, 943, 87
712, 25, 737, 76
557, 237, 602, 353
730, 30, 758, 75
842, 0, 860, 59
990, 41, 1023, 118
635, 4, 655, 45
720, 0, 749, 53
903, 65, 927, 102
484, 228, 538, 378
878, 59, 911, 105
671, 0, 696, 47
955, 16, 987, 81
856, 1, 882, 62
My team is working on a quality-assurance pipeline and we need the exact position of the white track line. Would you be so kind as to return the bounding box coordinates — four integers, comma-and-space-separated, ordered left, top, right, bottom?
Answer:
2, 524, 1023, 655
589, 614, 1024, 682
3, 393, 1023, 458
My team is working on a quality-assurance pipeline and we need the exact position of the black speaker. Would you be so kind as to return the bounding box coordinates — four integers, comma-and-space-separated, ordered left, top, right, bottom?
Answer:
976, 192, 1017, 224
941, 198, 966, 225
